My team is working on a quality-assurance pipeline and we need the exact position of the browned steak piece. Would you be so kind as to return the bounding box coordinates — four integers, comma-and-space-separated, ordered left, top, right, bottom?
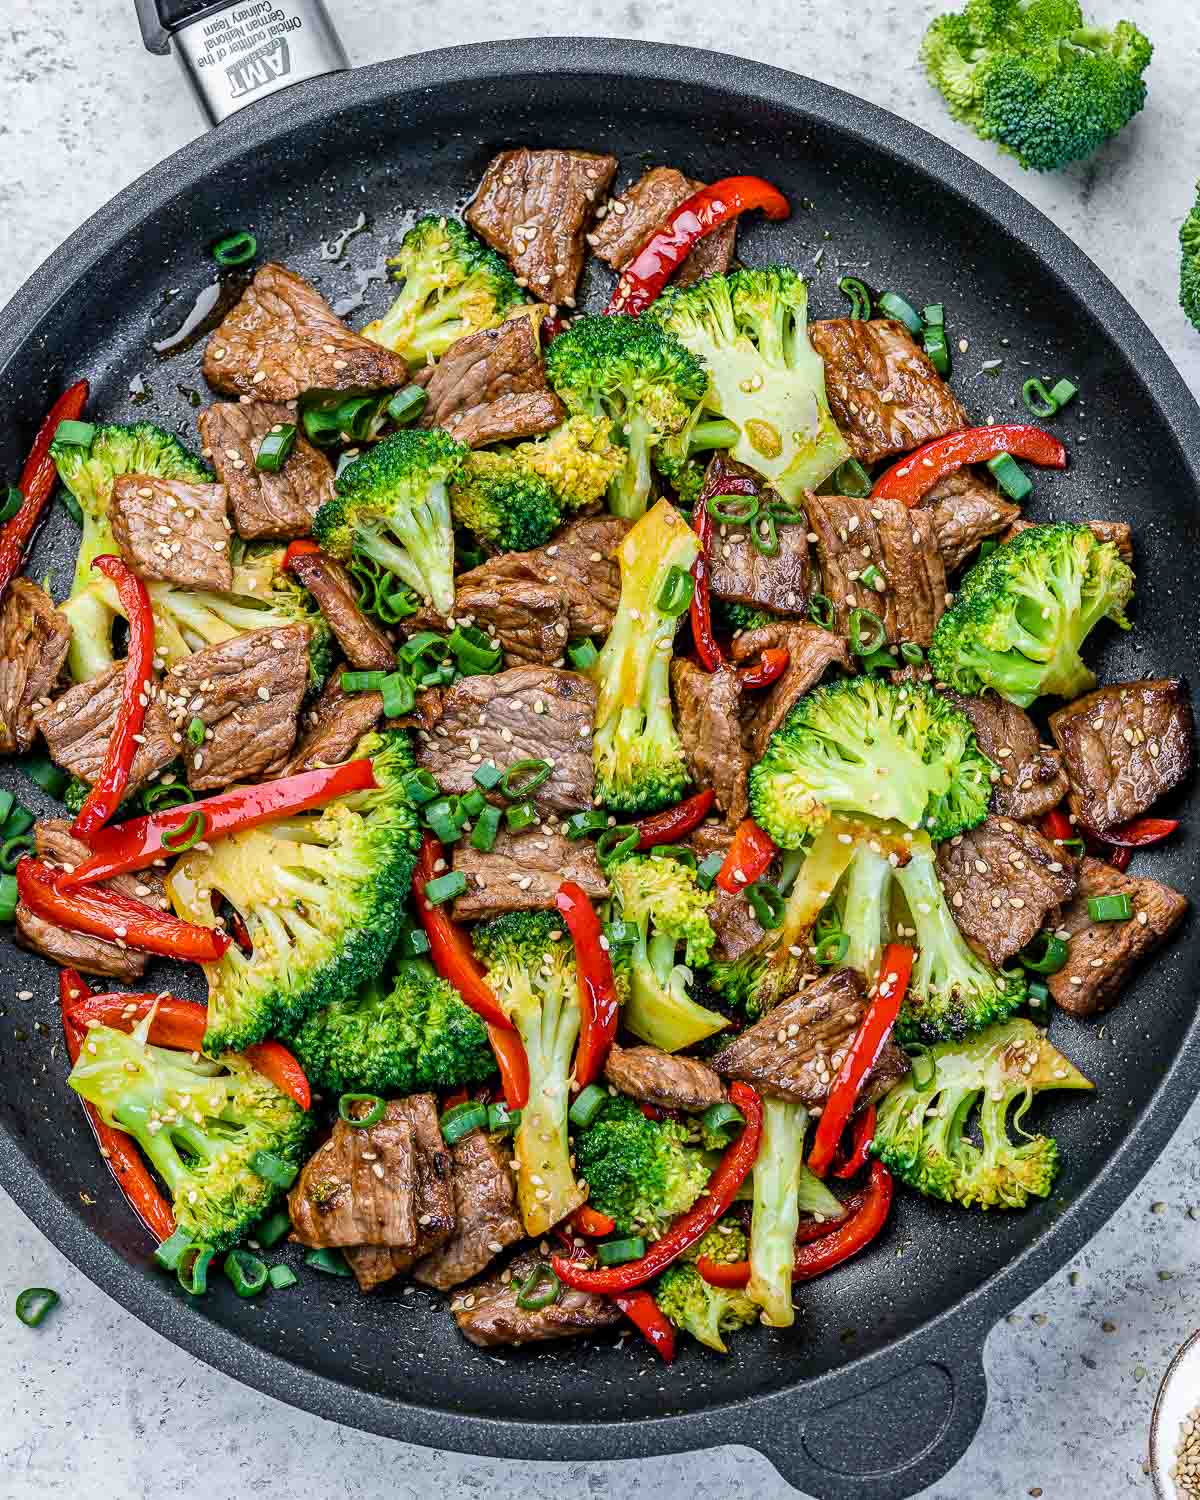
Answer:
670, 659, 747, 821
416, 666, 596, 815
588, 167, 735, 287
603, 1043, 725, 1113
1048, 856, 1187, 1016
710, 968, 909, 1107
288, 1114, 418, 1249
160, 625, 309, 790
199, 401, 335, 539
34, 662, 175, 791
918, 468, 1020, 573
688, 822, 765, 962
805, 490, 947, 646
456, 576, 569, 667
414, 1132, 524, 1291
703, 457, 810, 616
283, 676, 381, 774
389, 686, 443, 733
287, 551, 394, 670
451, 827, 607, 921
202, 263, 410, 402
939, 686, 1068, 822
418, 315, 564, 448
110, 475, 232, 591
467, 148, 618, 306
935, 816, 1078, 967
729, 622, 850, 760
808, 318, 969, 467
0, 580, 70, 754
452, 1249, 622, 1348
1050, 680, 1193, 835
1002, 516, 1133, 562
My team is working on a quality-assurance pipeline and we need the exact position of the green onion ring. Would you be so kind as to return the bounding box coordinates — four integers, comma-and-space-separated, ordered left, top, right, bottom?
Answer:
514, 1262, 562, 1310
707, 493, 760, 526
161, 809, 206, 854
339, 1093, 386, 1128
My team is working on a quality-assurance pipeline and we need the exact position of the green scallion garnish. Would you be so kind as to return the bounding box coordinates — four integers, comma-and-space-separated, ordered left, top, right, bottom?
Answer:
338, 1093, 387, 1128
472, 762, 503, 791
224, 1248, 269, 1298
52, 419, 96, 451
186, 716, 206, 747
707, 493, 759, 526
304, 1248, 353, 1277
153, 1227, 193, 1271
505, 799, 538, 833
595, 1236, 646, 1267
24, 753, 69, 798
656, 564, 695, 617
212, 230, 258, 266
564, 810, 608, 840
1088, 893, 1133, 923
987, 452, 1033, 502
0, 873, 19, 924
470, 804, 502, 852
424, 871, 467, 905
568, 1083, 608, 1129
387, 386, 428, 426
268, 1264, 299, 1289
254, 423, 297, 473
177, 1247, 215, 1297
814, 930, 850, 965
849, 606, 887, 656
877, 291, 923, 336
380, 671, 416, 719
696, 851, 725, 891
745, 880, 786, 930
0, 486, 23, 524
809, 593, 836, 631
838, 276, 872, 320
514, 1262, 561, 1311
568, 639, 599, 672
254, 1210, 292, 1249
1018, 930, 1069, 974
441, 1101, 488, 1144
595, 825, 638, 868
499, 758, 552, 801
161, 808, 206, 854
249, 1150, 298, 1189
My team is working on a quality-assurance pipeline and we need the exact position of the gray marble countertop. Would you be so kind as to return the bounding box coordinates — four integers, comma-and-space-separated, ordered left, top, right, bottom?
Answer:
2, 2, 1198, 1497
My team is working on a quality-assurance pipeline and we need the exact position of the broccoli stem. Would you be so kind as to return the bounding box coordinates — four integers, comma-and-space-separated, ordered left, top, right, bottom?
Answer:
383, 481, 456, 615
611, 407, 655, 520
839, 845, 893, 984
748, 1097, 808, 1328
512, 983, 583, 1236
62, 588, 119, 682
689, 419, 740, 453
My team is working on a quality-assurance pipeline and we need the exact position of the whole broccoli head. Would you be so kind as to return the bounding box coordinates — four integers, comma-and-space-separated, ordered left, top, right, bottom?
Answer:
652, 267, 851, 501
654, 1218, 757, 1353
450, 449, 563, 552
165, 730, 421, 1055
872, 1017, 1092, 1209
929, 522, 1134, 708
545, 313, 708, 520
361, 214, 526, 365
749, 675, 995, 849
513, 415, 626, 512
1181, 182, 1200, 333
572, 1093, 711, 1240
68, 1018, 311, 1251
921, 0, 1152, 172
314, 428, 465, 617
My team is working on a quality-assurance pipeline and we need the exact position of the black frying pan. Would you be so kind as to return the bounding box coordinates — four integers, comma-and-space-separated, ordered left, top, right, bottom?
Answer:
1, 31, 1198, 1500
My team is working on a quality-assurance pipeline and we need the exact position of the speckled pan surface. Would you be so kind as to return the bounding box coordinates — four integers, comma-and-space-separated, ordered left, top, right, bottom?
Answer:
0, 38, 1197, 1500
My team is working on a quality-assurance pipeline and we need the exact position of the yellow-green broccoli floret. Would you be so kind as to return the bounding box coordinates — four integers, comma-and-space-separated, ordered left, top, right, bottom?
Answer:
513, 415, 625, 512
450, 449, 563, 552
572, 1094, 711, 1240
654, 1219, 757, 1353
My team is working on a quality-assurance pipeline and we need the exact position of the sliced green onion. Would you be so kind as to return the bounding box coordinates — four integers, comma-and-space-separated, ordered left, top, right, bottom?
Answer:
922, 304, 945, 328
1027, 980, 1050, 1006
505, 799, 538, 833
1048, 378, 1077, 409
59, 489, 84, 526
809, 593, 836, 630
564, 810, 608, 840
849, 606, 887, 656
922, 306, 950, 377
53, 419, 96, 450
987, 452, 1032, 502
186, 715, 206, 748
470, 804, 503, 852
768, 502, 807, 527
596, 825, 638, 867
153, 1226, 193, 1271
569, 1083, 608, 1129
0, 790, 13, 827
338, 1093, 386, 1128
701, 1102, 745, 1142
838, 276, 872, 320
568, 639, 599, 672
224, 1248, 269, 1298
3, 805, 34, 839
749, 511, 780, 556
978, 539, 999, 562
249, 1150, 298, 1188
861, 646, 898, 674
0, 834, 35, 873
255, 424, 297, 473
473, 762, 503, 791
906, 1045, 937, 1093
24, 753, 69, 797
399, 631, 445, 663
814, 931, 850, 965
395, 925, 431, 959
1019, 930, 1069, 975
1022, 378, 1057, 419
1088, 893, 1132, 923
514, 1262, 561, 1311
877, 291, 923, 336
161, 809, 206, 854
255, 1210, 292, 1249
424, 795, 466, 844
0, 873, 19, 923
425, 871, 467, 905
460, 787, 486, 818
900, 641, 925, 665
212, 230, 257, 266
707, 493, 759, 526
831, 458, 872, 498
656, 564, 695, 617
0, 486, 23, 524
651, 843, 697, 872
15, 1287, 59, 1327
499, 757, 552, 800
341, 669, 388, 694
696, 850, 725, 891
178, 1247, 215, 1297
268, 1264, 299, 1289
401, 769, 440, 805
305, 1247, 353, 1277
449, 625, 502, 676
859, 562, 885, 592
487, 1102, 521, 1133
387, 386, 428, 426
745, 880, 786, 930
441, 1101, 488, 1144
380, 671, 416, 719
596, 1236, 646, 1266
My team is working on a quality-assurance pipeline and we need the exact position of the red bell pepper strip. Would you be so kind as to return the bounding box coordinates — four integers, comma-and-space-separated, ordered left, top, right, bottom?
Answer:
715, 818, 776, 894
612, 1289, 676, 1362
0, 380, 89, 598
870, 425, 1067, 508
635, 789, 716, 850
70, 556, 154, 844
1102, 816, 1180, 848
551, 1081, 763, 1293
282, 538, 321, 570
832, 1102, 877, 1180
690, 494, 724, 671
16, 857, 231, 964
807, 944, 914, 1178
1041, 806, 1132, 870
58, 970, 176, 1244
62, 760, 377, 888
696, 1208, 850, 1287
568, 1204, 618, 1237
1040, 808, 1074, 845
606, 177, 790, 316
555, 879, 619, 1088
737, 647, 789, 691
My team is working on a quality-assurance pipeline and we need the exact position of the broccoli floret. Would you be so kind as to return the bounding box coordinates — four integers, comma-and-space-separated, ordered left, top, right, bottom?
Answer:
68, 1015, 311, 1251
653, 413, 741, 510
545, 313, 708, 520
450, 449, 563, 552
652, 268, 850, 502
1182, 181, 1200, 332
589, 499, 699, 813
921, 0, 1152, 172
512, 415, 626, 513
654, 1218, 757, 1353
572, 1094, 711, 1240
607, 850, 728, 1053
712, 599, 777, 634
929, 522, 1134, 708
749, 676, 995, 849
361, 215, 526, 365
314, 428, 464, 617
472, 910, 583, 1235
165, 731, 420, 1054
873, 1017, 1092, 1209
288, 956, 495, 1096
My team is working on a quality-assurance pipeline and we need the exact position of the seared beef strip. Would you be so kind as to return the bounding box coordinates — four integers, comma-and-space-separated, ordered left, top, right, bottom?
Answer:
388, 686, 443, 734
918, 468, 1021, 574
805, 490, 947, 646
283, 676, 382, 774
202, 263, 410, 401
289, 1114, 419, 1249
935, 816, 1078, 968
710, 968, 909, 1107
453, 1249, 622, 1348
0, 580, 70, 754
443, 576, 569, 667
466, 148, 618, 306
416, 666, 596, 815
703, 457, 810, 616
940, 686, 1068, 823
414, 1132, 524, 1291
808, 318, 969, 467
729, 622, 850, 760
160, 625, 309, 790
199, 400, 335, 539
1002, 516, 1133, 562
286, 551, 394, 670
688, 822, 765, 962
588, 167, 736, 287
671, 658, 748, 821
1048, 856, 1187, 1016
110, 475, 232, 592
451, 827, 607, 921
1050, 680, 1194, 835
35, 662, 175, 791
603, 1043, 725, 1113
418, 313, 564, 447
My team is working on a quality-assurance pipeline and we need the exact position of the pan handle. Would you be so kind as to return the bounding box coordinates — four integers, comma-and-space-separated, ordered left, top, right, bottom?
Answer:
744, 1337, 988, 1499
133, 0, 349, 125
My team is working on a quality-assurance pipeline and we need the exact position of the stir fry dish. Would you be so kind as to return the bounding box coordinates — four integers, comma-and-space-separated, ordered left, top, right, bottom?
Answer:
2, 147, 1190, 1363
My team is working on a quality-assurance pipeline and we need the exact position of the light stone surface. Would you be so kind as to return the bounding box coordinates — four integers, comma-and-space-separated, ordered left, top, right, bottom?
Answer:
1, 2, 1199, 1497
